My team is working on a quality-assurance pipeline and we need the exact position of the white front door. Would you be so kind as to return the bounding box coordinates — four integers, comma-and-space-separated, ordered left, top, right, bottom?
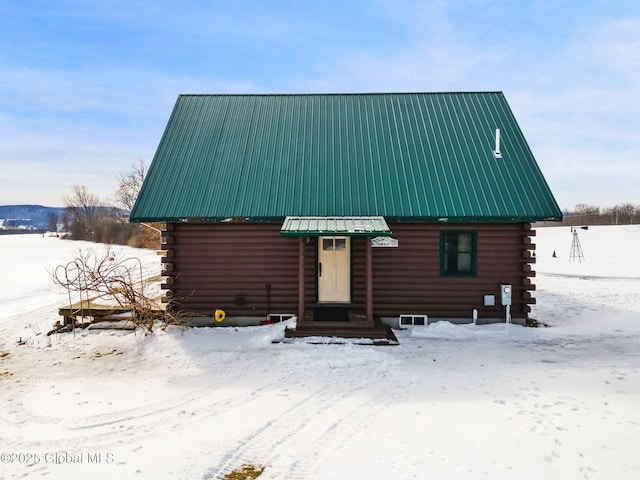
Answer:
318, 237, 351, 303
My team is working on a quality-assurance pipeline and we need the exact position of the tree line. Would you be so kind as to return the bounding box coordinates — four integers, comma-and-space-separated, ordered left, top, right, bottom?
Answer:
545, 203, 640, 227
54, 159, 161, 249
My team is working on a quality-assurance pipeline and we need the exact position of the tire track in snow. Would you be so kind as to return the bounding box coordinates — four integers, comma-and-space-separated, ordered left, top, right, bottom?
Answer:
201, 371, 386, 480
0, 375, 286, 452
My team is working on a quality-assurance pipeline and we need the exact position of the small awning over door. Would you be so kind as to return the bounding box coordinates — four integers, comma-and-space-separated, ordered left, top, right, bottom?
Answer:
280, 216, 391, 237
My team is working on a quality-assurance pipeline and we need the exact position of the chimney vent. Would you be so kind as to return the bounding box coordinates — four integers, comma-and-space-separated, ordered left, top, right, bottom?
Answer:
493, 128, 502, 158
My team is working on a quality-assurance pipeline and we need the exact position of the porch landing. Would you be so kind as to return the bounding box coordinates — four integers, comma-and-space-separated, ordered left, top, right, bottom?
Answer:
284, 321, 398, 344
285, 307, 398, 344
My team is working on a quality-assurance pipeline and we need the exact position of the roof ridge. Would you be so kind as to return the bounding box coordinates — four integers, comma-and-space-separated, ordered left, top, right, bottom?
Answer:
177, 91, 505, 97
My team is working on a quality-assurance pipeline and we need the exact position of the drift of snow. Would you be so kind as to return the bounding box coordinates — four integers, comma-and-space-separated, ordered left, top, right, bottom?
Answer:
1, 226, 639, 480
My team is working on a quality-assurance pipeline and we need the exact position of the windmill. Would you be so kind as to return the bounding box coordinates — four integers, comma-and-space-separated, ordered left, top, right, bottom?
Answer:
569, 226, 588, 262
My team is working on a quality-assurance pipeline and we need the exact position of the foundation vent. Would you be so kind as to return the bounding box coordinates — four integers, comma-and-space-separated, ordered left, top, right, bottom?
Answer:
398, 314, 428, 329
268, 313, 295, 322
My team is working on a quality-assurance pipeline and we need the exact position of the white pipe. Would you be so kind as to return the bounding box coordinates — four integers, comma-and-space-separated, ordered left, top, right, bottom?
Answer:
473, 309, 478, 325
506, 305, 511, 324
494, 129, 502, 158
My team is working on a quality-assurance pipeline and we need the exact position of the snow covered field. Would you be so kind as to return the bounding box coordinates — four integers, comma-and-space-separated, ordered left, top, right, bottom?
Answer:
1, 226, 639, 480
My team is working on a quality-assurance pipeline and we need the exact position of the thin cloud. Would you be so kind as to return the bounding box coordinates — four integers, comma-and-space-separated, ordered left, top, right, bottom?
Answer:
0, 67, 261, 205
579, 17, 640, 86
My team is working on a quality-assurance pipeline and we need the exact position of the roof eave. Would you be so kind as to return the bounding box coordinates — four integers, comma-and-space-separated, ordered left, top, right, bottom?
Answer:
131, 214, 564, 224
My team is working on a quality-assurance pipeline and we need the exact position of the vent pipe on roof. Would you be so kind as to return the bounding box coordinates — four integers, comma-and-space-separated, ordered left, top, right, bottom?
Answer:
493, 128, 502, 158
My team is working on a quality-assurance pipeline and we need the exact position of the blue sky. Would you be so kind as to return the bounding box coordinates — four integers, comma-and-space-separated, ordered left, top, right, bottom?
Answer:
1, 0, 638, 211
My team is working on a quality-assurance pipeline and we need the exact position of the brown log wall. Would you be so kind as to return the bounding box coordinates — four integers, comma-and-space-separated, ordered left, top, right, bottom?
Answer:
161, 222, 315, 317
357, 222, 535, 320
161, 221, 535, 321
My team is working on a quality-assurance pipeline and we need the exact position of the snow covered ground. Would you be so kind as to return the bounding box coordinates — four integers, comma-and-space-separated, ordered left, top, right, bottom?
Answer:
1, 226, 639, 480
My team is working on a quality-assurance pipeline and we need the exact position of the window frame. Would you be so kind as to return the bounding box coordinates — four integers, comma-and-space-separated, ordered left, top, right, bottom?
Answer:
439, 230, 478, 277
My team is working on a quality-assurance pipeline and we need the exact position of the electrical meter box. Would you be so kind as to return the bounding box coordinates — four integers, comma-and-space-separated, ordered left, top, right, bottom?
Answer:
500, 284, 512, 306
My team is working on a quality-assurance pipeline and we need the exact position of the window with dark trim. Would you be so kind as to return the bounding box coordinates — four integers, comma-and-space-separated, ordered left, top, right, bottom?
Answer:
440, 231, 478, 277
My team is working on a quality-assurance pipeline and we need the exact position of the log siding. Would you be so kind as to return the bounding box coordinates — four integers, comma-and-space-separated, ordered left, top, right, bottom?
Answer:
161, 221, 535, 322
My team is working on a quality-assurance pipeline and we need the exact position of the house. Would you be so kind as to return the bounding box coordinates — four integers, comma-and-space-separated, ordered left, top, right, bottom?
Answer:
130, 92, 562, 339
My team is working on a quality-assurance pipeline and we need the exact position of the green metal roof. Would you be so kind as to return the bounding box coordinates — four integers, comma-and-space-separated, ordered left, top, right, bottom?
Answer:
131, 92, 562, 223
281, 216, 391, 237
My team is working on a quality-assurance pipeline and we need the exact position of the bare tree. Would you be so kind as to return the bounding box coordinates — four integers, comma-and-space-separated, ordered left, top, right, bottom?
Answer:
63, 185, 120, 241
60, 162, 158, 246
574, 204, 600, 216
605, 203, 637, 225
63, 185, 101, 240
114, 158, 162, 249
115, 158, 146, 212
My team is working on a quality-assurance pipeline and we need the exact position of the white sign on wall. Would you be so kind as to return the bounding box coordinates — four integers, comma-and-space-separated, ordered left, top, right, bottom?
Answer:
371, 236, 399, 248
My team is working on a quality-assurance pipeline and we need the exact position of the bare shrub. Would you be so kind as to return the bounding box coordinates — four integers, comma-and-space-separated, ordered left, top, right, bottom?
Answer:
52, 247, 166, 333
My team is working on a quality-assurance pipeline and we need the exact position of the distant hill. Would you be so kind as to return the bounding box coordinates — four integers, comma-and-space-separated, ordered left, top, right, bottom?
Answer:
0, 205, 66, 232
